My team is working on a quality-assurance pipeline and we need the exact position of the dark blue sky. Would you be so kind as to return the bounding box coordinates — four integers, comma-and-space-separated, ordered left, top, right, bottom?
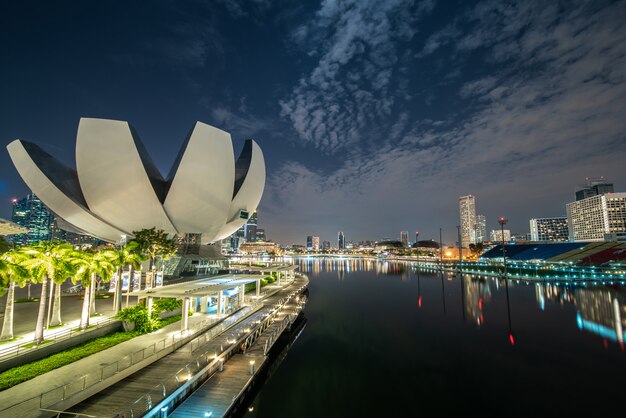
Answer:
2, 0, 625, 245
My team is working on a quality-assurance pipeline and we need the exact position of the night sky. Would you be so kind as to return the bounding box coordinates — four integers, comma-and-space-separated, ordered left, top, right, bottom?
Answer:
1, 0, 625, 246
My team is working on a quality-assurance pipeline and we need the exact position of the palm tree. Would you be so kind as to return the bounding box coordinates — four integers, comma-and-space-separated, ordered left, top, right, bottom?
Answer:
131, 228, 177, 287
73, 250, 115, 330
18, 242, 75, 344
49, 249, 79, 327
0, 252, 29, 341
109, 241, 145, 313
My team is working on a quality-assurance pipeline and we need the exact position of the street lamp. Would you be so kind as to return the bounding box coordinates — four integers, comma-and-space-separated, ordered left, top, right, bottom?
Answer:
498, 216, 508, 278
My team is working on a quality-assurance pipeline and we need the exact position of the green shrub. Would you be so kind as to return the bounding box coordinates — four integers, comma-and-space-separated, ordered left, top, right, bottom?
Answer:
117, 304, 159, 334
153, 298, 182, 313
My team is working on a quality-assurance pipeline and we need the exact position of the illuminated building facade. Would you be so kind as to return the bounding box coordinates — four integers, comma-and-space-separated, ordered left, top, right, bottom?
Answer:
566, 193, 626, 241
400, 231, 409, 247
490, 229, 511, 242
11, 192, 53, 245
459, 195, 476, 247
529, 217, 569, 242
338, 231, 345, 250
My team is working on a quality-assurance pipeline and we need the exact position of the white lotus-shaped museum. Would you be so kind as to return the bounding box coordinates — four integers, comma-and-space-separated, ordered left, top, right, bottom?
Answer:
6, 118, 265, 244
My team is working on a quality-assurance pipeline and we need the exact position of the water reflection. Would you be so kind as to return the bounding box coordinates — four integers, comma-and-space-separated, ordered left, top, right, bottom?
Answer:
294, 257, 626, 349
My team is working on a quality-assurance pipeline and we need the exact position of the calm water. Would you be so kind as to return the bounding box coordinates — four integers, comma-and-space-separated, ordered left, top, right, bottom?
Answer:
243, 258, 625, 417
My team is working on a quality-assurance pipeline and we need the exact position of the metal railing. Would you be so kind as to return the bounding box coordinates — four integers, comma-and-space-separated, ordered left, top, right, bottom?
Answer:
0, 316, 121, 362
117, 276, 309, 418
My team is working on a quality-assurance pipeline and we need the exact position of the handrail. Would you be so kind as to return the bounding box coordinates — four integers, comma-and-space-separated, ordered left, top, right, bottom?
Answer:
0, 316, 121, 362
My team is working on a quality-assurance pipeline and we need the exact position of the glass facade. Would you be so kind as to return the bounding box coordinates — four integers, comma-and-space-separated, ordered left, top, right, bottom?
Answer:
11, 192, 53, 245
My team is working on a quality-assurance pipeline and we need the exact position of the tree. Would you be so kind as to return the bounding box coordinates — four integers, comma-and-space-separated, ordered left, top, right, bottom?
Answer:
49, 249, 79, 327
0, 252, 28, 341
0, 237, 12, 254
18, 242, 75, 344
73, 249, 115, 330
109, 241, 146, 313
131, 228, 177, 286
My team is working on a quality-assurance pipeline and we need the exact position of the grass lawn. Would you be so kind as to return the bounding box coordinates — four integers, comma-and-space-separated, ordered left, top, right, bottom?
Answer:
0, 314, 184, 390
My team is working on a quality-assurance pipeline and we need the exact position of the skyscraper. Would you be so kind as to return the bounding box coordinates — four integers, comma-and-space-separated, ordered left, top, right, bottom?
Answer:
306, 235, 313, 250
567, 193, 626, 241
312, 236, 320, 251
11, 192, 53, 245
256, 228, 266, 242
245, 210, 258, 242
490, 229, 511, 242
400, 231, 409, 247
575, 177, 614, 201
338, 231, 345, 250
529, 217, 569, 242
459, 195, 476, 247
473, 214, 486, 243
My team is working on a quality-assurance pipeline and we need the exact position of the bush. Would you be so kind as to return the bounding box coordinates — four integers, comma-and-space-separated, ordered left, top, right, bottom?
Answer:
117, 304, 159, 334
153, 298, 182, 313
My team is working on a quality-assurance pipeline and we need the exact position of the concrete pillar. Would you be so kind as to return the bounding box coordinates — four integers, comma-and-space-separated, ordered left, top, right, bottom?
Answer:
182, 297, 189, 331
217, 291, 223, 316
201, 296, 208, 313
256, 280, 260, 297
240, 284, 245, 306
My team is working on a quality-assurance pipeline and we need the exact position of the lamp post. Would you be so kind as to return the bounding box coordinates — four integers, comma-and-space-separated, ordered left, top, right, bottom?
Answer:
498, 216, 508, 279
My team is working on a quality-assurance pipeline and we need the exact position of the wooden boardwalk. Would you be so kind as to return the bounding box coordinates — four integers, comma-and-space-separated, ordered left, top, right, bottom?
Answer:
169, 354, 266, 418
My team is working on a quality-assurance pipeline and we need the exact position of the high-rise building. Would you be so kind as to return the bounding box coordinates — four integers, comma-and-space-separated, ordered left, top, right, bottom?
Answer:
459, 195, 476, 247
312, 236, 320, 251
400, 231, 409, 247
567, 192, 626, 241
575, 177, 614, 201
11, 192, 54, 245
490, 229, 511, 242
244, 210, 258, 242
306, 235, 313, 250
529, 217, 569, 242
321, 240, 331, 250
231, 224, 246, 251
256, 228, 266, 242
338, 231, 345, 250
472, 215, 487, 243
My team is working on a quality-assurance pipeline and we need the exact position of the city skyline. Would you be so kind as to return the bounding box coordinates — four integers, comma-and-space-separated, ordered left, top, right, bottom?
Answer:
1, 1, 625, 245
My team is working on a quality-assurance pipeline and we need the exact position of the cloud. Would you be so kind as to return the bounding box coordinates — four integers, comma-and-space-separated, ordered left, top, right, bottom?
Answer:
279, 0, 436, 153
263, 0, 626, 244
205, 103, 272, 138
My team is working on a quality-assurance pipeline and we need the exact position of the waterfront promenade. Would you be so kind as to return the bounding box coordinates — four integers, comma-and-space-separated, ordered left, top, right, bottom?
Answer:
0, 276, 293, 417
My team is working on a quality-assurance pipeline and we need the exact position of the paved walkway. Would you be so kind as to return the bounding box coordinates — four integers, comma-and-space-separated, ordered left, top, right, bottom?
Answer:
70, 279, 306, 417
0, 283, 287, 416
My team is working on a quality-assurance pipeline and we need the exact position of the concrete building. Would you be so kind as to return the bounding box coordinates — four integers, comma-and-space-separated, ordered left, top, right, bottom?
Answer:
459, 195, 476, 247
400, 231, 409, 247
312, 236, 320, 251
472, 214, 486, 243
567, 193, 626, 241
10, 192, 53, 245
7, 118, 265, 244
575, 177, 614, 201
490, 229, 511, 242
529, 217, 569, 242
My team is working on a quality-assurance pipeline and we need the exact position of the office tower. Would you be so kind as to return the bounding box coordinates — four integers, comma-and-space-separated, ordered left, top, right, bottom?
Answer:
11, 192, 53, 245
575, 177, 614, 201
400, 231, 409, 247
231, 224, 246, 250
490, 229, 511, 242
306, 235, 313, 250
459, 195, 476, 247
338, 231, 345, 250
567, 192, 626, 241
322, 240, 331, 250
529, 217, 569, 242
256, 228, 266, 242
245, 210, 258, 242
473, 214, 486, 243
312, 236, 320, 251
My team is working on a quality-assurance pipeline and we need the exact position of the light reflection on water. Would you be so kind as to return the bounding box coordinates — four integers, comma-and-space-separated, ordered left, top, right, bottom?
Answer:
243, 257, 626, 418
